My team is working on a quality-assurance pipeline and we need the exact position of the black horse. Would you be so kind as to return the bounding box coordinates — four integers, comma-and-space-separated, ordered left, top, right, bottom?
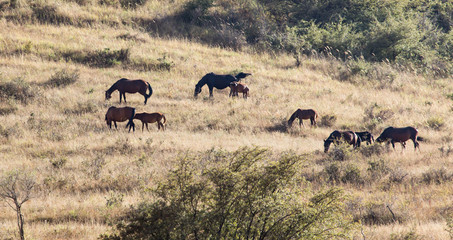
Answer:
355, 131, 375, 145
194, 72, 251, 97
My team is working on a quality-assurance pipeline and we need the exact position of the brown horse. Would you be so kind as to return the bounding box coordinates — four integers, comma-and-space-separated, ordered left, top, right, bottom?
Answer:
229, 82, 249, 99
287, 109, 318, 128
105, 78, 153, 104
133, 112, 167, 131
105, 106, 135, 132
324, 130, 361, 153
376, 126, 420, 151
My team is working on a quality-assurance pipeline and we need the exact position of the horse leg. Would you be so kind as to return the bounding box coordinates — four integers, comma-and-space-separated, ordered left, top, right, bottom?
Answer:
142, 122, 145, 132
391, 140, 395, 150
412, 138, 420, 151
145, 123, 149, 132
123, 93, 127, 103
209, 86, 214, 97
114, 121, 118, 129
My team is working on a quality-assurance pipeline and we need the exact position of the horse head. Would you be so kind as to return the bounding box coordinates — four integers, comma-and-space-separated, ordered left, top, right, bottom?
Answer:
323, 138, 333, 153
105, 91, 112, 100
235, 72, 252, 80
194, 85, 202, 97
375, 135, 386, 143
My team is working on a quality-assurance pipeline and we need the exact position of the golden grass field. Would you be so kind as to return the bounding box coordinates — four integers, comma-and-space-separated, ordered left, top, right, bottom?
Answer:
0, 1, 452, 239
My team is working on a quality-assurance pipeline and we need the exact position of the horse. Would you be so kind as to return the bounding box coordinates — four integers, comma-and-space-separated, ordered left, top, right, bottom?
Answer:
133, 112, 167, 131
355, 131, 375, 145
375, 126, 420, 151
324, 130, 361, 153
287, 109, 318, 128
194, 72, 251, 97
105, 106, 135, 132
229, 82, 249, 99
105, 78, 153, 104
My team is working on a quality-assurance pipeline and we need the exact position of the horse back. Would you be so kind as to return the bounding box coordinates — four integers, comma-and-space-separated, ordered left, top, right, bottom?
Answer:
107, 106, 135, 122
134, 112, 162, 123
298, 109, 317, 119
382, 126, 417, 142
206, 73, 237, 89
116, 79, 147, 93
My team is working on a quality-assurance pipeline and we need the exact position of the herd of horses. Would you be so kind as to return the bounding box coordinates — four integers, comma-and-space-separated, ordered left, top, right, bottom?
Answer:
104, 72, 422, 152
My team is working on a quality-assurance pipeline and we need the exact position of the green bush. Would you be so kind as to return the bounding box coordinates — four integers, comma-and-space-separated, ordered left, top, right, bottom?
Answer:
341, 164, 364, 185
426, 117, 445, 130
319, 114, 337, 127
421, 167, 453, 185
101, 147, 356, 239
0, 77, 36, 104
45, 69, 79, 88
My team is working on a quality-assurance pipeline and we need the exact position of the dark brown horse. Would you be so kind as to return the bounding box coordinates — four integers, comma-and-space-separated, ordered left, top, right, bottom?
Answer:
133, 112, 167, 131
376, 126, 420, 151
105, 106, 135, 132
324, 130, 361, 153
105, 78, 153, 104
229, 82, 249, 99
288, 109, 318, 128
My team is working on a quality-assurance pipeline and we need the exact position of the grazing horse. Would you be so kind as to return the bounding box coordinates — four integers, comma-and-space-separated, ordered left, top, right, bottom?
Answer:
376, 126, 420, 151
105, 78, 153, 104
287, 109, 318, 128
355, 131, 375, 145
229, 82, 249, 99
133, 112, 167, 131
105, 106, 135, 132
324, 130, 361, 153
194, 72, 251, 97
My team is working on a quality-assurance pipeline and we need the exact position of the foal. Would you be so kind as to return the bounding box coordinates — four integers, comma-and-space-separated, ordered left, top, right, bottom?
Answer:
133, 112, 167, 131
229, 82, 249, 99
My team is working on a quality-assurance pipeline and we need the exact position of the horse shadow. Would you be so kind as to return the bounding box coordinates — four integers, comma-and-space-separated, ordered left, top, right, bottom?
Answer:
265, 120, 288, 133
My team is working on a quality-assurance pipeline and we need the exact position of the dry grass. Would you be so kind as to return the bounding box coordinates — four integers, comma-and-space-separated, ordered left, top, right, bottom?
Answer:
0, 1, 452, 239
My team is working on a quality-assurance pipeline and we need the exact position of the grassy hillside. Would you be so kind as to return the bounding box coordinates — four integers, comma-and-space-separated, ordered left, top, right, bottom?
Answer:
0, 0, 452, 239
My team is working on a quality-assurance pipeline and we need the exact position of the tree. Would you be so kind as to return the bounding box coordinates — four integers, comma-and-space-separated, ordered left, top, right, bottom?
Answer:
0, 171, 36, 240
102, 147, 356, 240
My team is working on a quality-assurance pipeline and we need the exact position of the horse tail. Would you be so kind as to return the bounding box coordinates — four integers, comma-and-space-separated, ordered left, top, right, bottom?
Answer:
356, 133, 361, 148
146, 83, 153, 98
162, 114, 167, 124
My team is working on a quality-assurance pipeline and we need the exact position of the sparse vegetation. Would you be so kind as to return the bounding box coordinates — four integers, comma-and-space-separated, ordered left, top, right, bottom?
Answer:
45, 69, 79, 88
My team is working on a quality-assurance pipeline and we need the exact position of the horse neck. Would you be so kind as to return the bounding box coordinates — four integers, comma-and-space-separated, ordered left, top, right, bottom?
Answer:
196, 76, 208, 88
106, 83, 118, 94
289, 110, 300, 122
